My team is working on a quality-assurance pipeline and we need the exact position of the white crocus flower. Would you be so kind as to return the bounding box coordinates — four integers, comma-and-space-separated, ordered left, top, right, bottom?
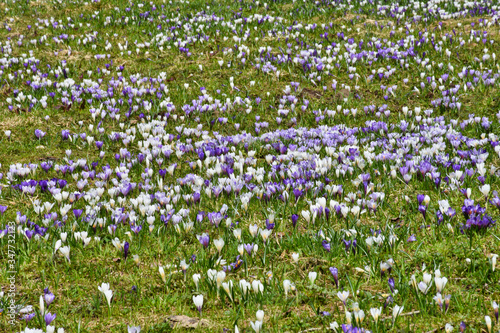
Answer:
250, 320, 262, 333
485, 315, 492, 333
59, 246, 70, 262
159, 266, 166, 283
370, 307, 382, 323
337, 291, 349, 304
308, 271, 318, 285
283, 280, 291, 297
480, 184, 491, 197
490, 254, 498, 272
256, 310, 264, 322
435, 276, 448, 293
392, 305, 404, 321
192, 274, 201, 291
98, 283, 113, 307
192, 294, 203, 315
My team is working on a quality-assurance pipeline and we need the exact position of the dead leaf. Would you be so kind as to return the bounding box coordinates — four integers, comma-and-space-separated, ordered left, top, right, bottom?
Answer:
168, 315, 210, 329
335, 89, 350, 100
301, 88, 323, 99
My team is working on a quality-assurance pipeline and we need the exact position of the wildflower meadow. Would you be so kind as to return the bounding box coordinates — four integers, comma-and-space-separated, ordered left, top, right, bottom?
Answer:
1, 0, 500, 332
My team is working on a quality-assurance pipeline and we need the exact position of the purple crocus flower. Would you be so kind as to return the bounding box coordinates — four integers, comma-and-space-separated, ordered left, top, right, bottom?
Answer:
418, 205, 427, 220
44, 312, 56, 326
445, 207, 456, 218
444, 294, 451, 312
342, 239, 357, 254
388, 278, 395, 293
196, 211, 205, 223
0, 205, 7, 215
61, 130, 70, 140
490, 196, 500, 209
22, 313, 36, 322
44, 292, 55, 306
243, 243, 254, 256
459, 321, 466, 333
329, 267, 338, 288
293, 189, 303, 202
197, 233, 210, 248
417, 194, 425, 205
25, 230, 34, 239
35, 129, 46, 139
265, 219, 275, 230
124, 241, 130, 260
324, 207, 330, 221
322, 240, 331, 252
436, 210, 443, 225
108, 224, 117, 235
384, 295, 394, 309
407, 234, 417, 242
291, 214, 299, 228
73, 209, 83, 219
130, 225, 142, 235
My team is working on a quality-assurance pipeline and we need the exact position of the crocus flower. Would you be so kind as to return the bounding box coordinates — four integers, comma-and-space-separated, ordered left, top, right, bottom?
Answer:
128, 326, 141, 333
180, 260, 189, 275
133, 255, 140, 266
192, 294, 203, 316
485, 315, 492, 333
192, 274, 201, 291
308, 272, 318, 285
433, 293, 444, 309
493, 301, 499, 323
123, 241, 129, 260
370, 307, 382, 323
159, 266, 166, 283
337, 291, 349, 305
197, 233, 210, 248
244, 243, 254, 256
329, 267, 338, 288
216, 271, 226, 290
418, 282, 429, 294
265, 219, 275, 230
392, 305, 404, 322
435, 276, 448, 293
44, 292, 55, 306
35, 129, 46, 139
388, 278, 395, 293
59, 246, 70, 262
98, 283, 113, 307
22, 313, 36, 322
283, 280, 291, 297
44, 312, 56, 326
322, 240, 331, 252
491, 254, 498, 272
444, 294, 452, 312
